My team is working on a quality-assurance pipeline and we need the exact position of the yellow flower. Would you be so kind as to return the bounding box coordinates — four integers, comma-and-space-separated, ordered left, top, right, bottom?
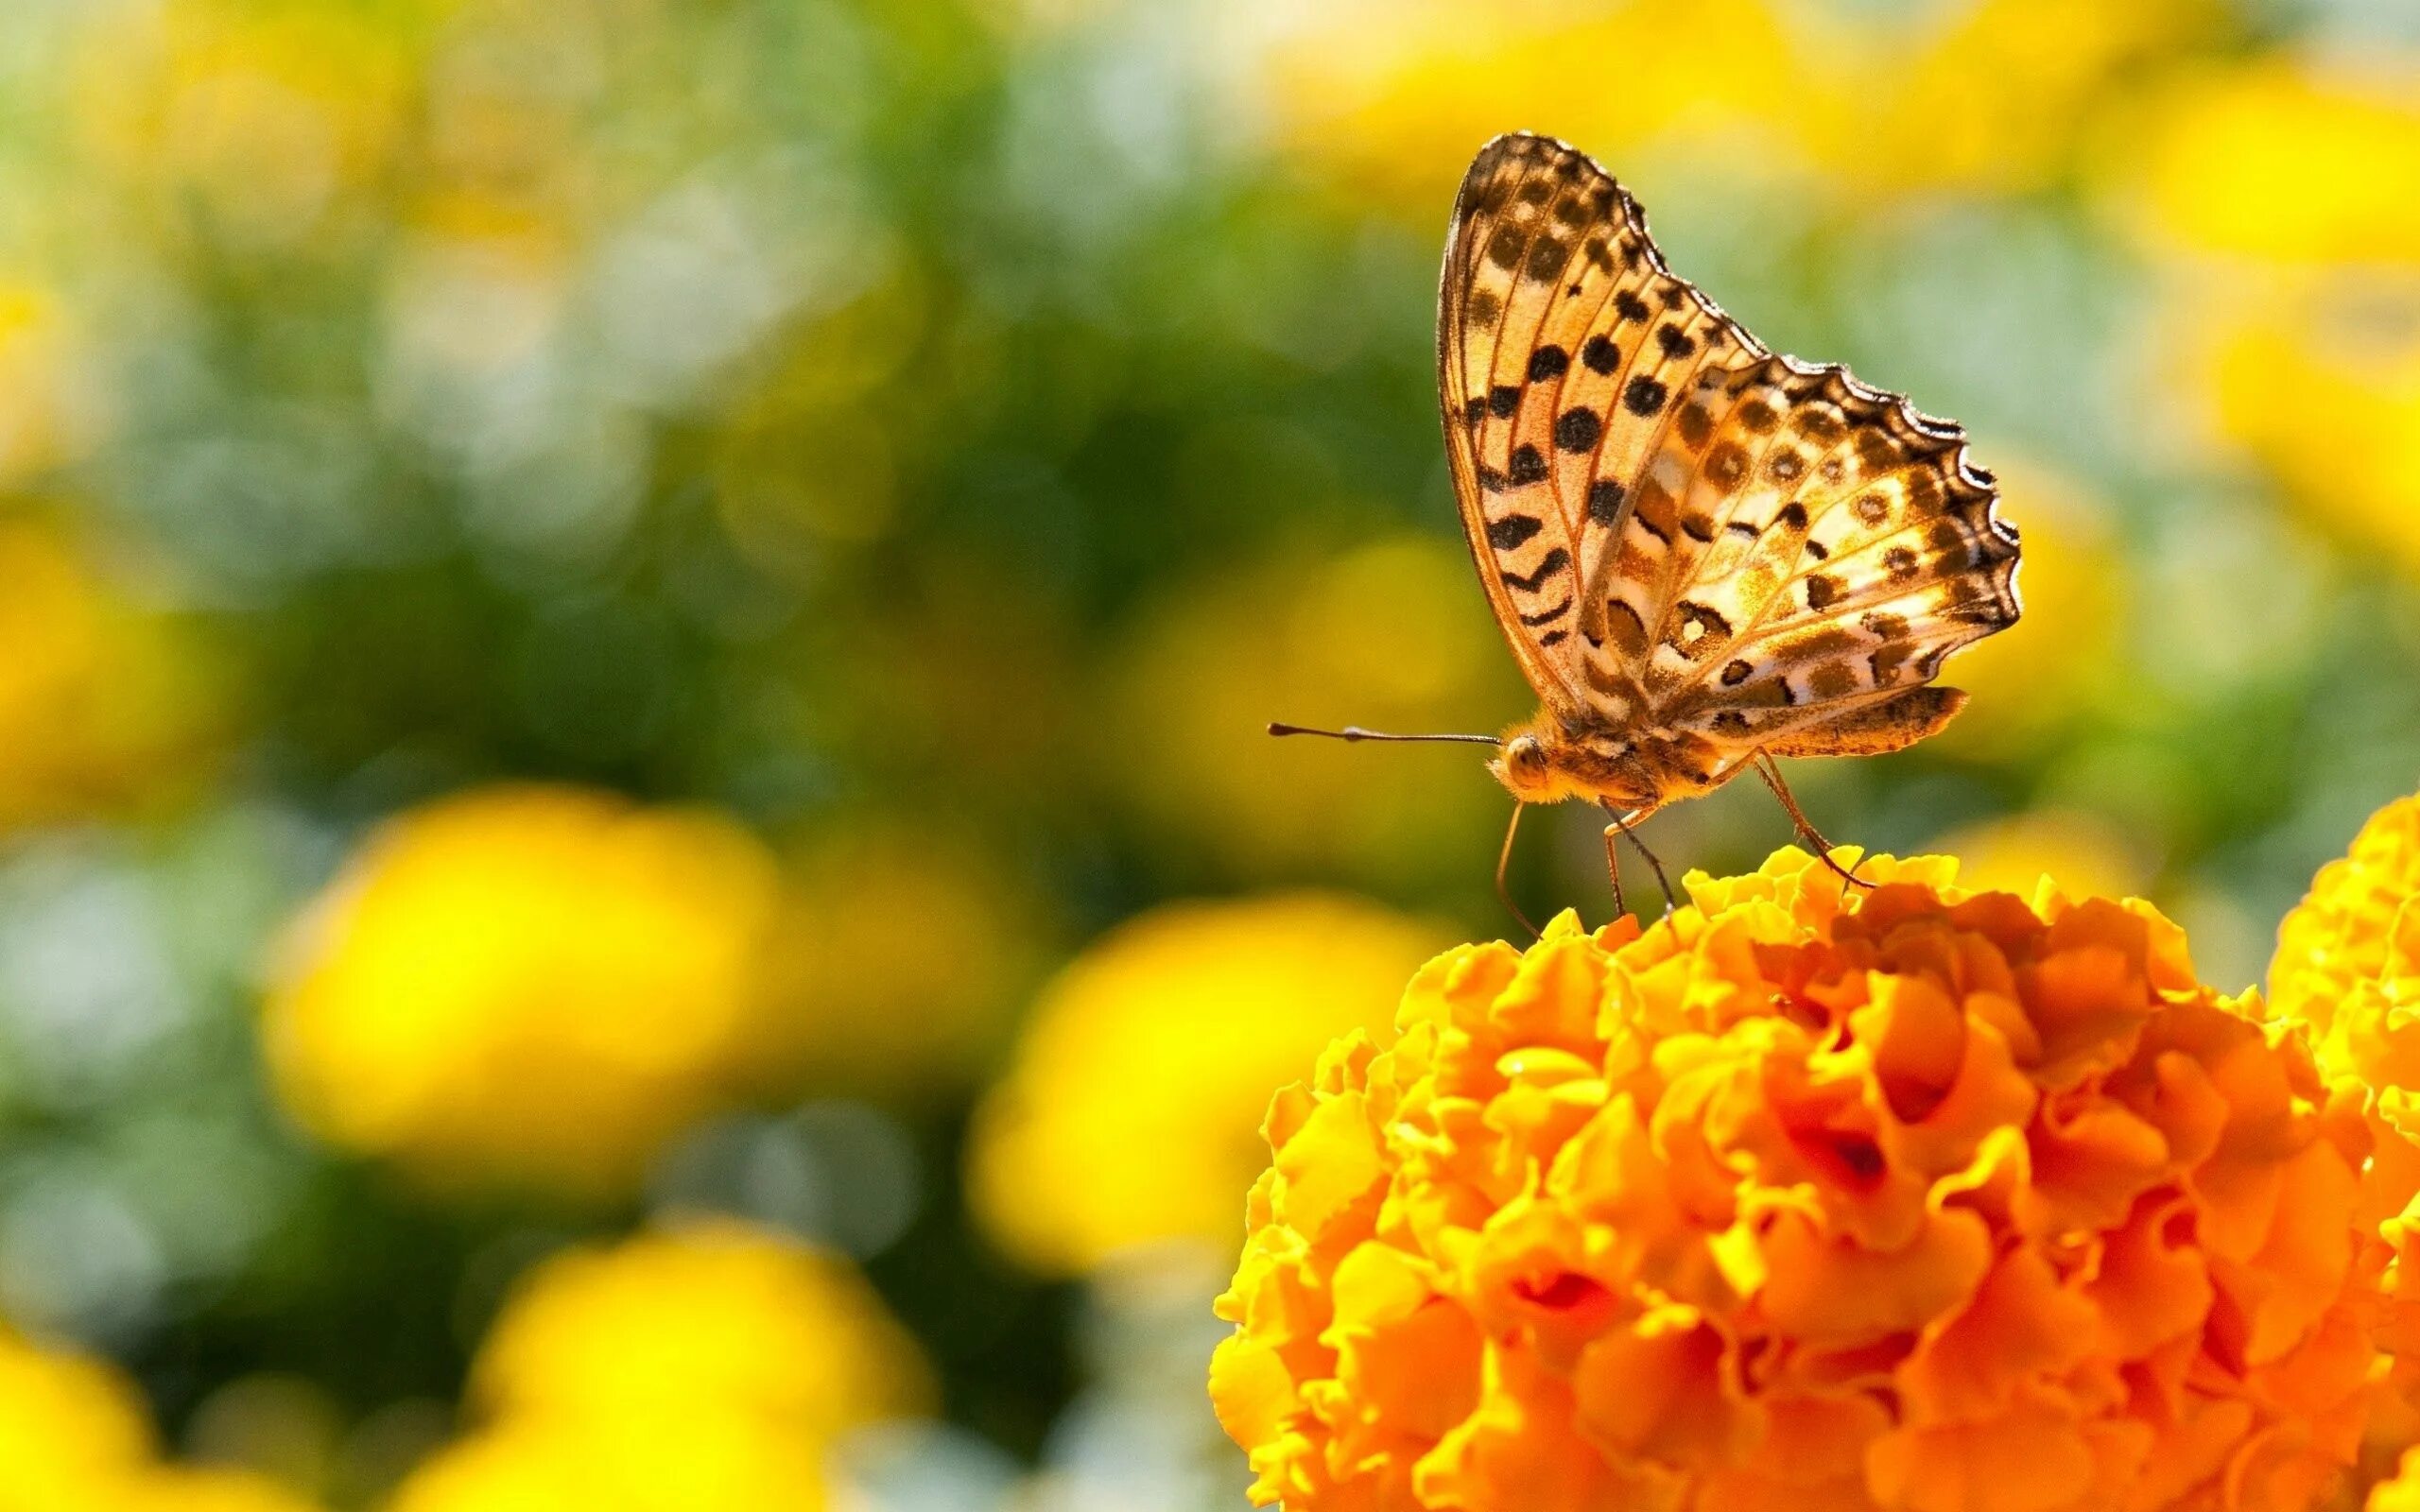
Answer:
1259, 0, 1800, 205
1927, 810, 2150, 905
262, 785, 782, 1196
0, 281, 91, 486
1214, 849, 2379, 1512
2118, 60, 2420, 575
0, 1328, 154, 1512
1260, 0, 2207, 208
466, 1221, 927, 1429
2264, 793, 2420, 1433
386, 1418, 832, 1512
74, 0, 424, 250
2197, 277, 2420, 577
388, 1221, 928, 1512
970, 894, 1447, 1277
2123, 61, 2420, 265
2270, 792, 2420, 1053
0, 1329, 323, 1512
1801, 0, 2214, 200
1108, 537, 1524, 891
118, 1469, 323, 1512
0, 519, 225, 833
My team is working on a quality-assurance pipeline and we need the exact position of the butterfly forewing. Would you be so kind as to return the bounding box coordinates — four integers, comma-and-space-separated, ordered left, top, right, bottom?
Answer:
1438, 132, 2018, 773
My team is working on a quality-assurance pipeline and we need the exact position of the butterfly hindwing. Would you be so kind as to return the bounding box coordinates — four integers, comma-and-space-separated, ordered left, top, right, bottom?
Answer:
1649, 362, 2019, 752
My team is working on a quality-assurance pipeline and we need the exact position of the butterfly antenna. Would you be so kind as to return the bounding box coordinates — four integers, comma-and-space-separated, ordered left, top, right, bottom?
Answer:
1268, 722, 1501, 746
1754, 752, 1874, 889
1496, 802, 1540, 941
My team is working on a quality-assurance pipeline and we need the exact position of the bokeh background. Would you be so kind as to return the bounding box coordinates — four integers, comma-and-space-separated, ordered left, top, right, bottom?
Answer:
0, 0, 2411, 1506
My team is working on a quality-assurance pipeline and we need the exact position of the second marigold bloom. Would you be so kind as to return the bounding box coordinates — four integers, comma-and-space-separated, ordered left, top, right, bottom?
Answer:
1212, 849, 2382, 1512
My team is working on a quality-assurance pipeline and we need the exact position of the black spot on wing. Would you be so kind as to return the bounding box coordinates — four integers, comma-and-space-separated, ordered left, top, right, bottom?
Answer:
1528, 345, 1570, 381
1623, 376, 1668, 417
1508, 445, 1548, 486
1487, 513, 1544, 551
1586, 479, 1626, 525
1500, 547, 1570, 594
1554, 407, 1603, 453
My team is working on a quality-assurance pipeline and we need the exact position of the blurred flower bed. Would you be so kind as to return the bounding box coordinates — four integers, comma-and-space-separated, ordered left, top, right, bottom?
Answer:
0, 0, 2406, 1508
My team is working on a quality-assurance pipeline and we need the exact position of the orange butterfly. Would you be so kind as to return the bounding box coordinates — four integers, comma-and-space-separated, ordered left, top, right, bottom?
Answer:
1275, 134, 2021, 925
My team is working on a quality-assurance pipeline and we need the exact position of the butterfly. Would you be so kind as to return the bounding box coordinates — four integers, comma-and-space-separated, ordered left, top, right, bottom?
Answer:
1274, 133, 2021, 925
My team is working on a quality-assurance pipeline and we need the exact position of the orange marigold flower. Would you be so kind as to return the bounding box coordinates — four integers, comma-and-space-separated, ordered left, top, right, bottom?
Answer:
2271, 793, 2420, 1054
1212, 848, 2383, 1512
2265, 792, 2420, 1457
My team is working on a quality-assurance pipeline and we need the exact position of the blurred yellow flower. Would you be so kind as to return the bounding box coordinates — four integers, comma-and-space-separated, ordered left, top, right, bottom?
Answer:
2118, 59, 2420, 576
1261, 0, 2208, 208
752, 820, 1043, 1097
2196, 276, 2420, 576
969, 894, 1445, 1277
388, 1418, 832, 1512
119, 1469, 323, 1512
389, 1221, 928, 1512
1803, 0, 2213, 200
1260, 0, 1798, 205
2124, 60, 2420, 265
1215, 849, 2378, 1512
0, 1329, 322, 1512
75, 0, 423, 249
1109, 536, 1522, 890
262, 785, 782, 1197
1927, 462, 2128, 756
0, 518, 225, 833
0, 1327, 153, 1512
469, 1221, 928, 1428
1927, 808, 2150, 903
0, 280, 91, 486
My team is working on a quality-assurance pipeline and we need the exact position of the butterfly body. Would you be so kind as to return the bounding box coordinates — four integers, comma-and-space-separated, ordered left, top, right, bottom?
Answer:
1491, 717, 1710, 813
1443, 134, 2019, 825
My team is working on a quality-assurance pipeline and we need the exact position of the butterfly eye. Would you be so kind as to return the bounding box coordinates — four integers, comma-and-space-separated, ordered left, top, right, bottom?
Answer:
1508, 735, 1547, 775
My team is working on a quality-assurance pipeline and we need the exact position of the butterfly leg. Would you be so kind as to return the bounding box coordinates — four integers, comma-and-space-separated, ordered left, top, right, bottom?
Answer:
1600, 802, 1678, 916
1496, 802, 1541, 940
1754, 752, 1873, 889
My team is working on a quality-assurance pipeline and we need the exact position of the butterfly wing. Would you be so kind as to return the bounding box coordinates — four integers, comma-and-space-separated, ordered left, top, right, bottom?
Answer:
1634, 356, 2019, 756
1440, 133, 2018, 765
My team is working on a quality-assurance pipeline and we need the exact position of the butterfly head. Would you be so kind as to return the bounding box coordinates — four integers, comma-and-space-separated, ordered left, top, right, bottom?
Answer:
1490, 720, 1663, 809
